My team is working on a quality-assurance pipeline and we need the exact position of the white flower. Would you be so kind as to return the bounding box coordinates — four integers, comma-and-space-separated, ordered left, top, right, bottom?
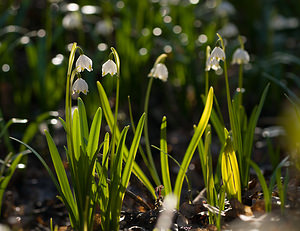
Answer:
72, 78, 89, 95
210, 46, 226, 61
76, 54, 93, 72
102, 59, 117, 77
232, 48, 250, 64
206, 58, 221, 71
148, 63, 168, 82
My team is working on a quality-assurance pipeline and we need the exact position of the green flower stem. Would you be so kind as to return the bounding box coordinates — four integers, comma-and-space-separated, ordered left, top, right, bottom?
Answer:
127, 96, 152, 171
205, 46, 211, 97
218, 33, 244, 179
238, 64, 243, 110
205, 71, 209, 97
111, 76, 120, 168
237, 35, 244, 111
144, 77, 161, 186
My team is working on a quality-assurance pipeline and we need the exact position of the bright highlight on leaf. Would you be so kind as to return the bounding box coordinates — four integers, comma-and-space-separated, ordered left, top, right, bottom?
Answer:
221, 129, 241, 202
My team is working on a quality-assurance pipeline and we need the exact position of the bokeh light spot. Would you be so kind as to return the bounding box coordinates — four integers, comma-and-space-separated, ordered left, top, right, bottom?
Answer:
153, 27, 162, 36
2, 64, 10, 72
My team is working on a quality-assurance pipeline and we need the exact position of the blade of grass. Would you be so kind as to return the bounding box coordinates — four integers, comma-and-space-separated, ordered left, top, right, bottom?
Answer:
243, 84, 269, 187
78, 98, 89, 144
113, 113, 145, 230
160, 116, 172, 195
10, 137, 78, 225
174, 87, 213, 206
249, 160, 271, 212
86, 108, 102, 159
97, 81, 156, 197
72, 108, 81, 161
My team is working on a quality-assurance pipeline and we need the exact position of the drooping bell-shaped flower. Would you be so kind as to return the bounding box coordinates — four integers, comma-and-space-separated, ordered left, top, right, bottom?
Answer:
206, 58, 221, 71
102, 59, 117, 77
232, 48, 250, 65
72, 78, 89, 95
76, 54, 93, 72
210, 46, 226, 62
149, 63, 168, 82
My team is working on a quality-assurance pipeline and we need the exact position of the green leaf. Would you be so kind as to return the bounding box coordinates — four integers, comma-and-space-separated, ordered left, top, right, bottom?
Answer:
87, 108, 102, 159
10, 137, 78, 224
78, 98, 89, 144
110, 126, 129, 226
44, 131, 77, 216
221, 135, 241, 202
59, 117, 67, 132
112, 126, 129, 184
0, 153, 23, 215
115, 114, 145, 218
72, 108, 82, 160
120, 113, 145, 199
174, 87, 214, 206
249, 160, 271, 212
97, 81, 156, 198
243, 84, 269, 187
160, 116, 172, 195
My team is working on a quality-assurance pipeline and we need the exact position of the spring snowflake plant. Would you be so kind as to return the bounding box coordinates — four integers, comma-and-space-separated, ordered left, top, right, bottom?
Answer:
12, 44, 145, 231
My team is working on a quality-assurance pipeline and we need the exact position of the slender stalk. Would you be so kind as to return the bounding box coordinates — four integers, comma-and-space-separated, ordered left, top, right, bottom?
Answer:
127, 96, 151, 170
205, 71, 209, 97
237, 62, 243, 110
111, 76, 120, 168
237, 35, 245, 114
218, 34, 244, 183
205, 46, 211, 97
144, 77, 161, 186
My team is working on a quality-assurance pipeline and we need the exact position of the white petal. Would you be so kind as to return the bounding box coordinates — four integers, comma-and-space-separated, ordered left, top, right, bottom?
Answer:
102, 59, 117, 76
206, 57, 221, 71
72, 78, 89, 95
150, 63, 168, 82
211, 46, 226, 61
76, 54, 93, 72
232, 48, 250, 64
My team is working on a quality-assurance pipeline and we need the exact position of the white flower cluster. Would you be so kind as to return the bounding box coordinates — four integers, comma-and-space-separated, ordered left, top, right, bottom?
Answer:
72, 52, 119, 95
206, 45, 250, 72
73, 54, 93, 95
72, 46, 169, 95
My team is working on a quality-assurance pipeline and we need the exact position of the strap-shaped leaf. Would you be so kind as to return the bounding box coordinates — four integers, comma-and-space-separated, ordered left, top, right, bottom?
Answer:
160, 116, 172, 195
243, 84, 269, 186
120, 113, 145, 197
110, 126, 129, 223
10, 137, 78, 226
97, 81, 155, 197
174, 87, 214, 206
0, 153, 23, 215
249, 160, 271, 212
72, 108, 81, 160
221, 137, 241, 201
110, 114, 145, 230
78, 97, 89, 144
44, 131, 78, 218
87, 107, 102, 159
112, 126, 129, 185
